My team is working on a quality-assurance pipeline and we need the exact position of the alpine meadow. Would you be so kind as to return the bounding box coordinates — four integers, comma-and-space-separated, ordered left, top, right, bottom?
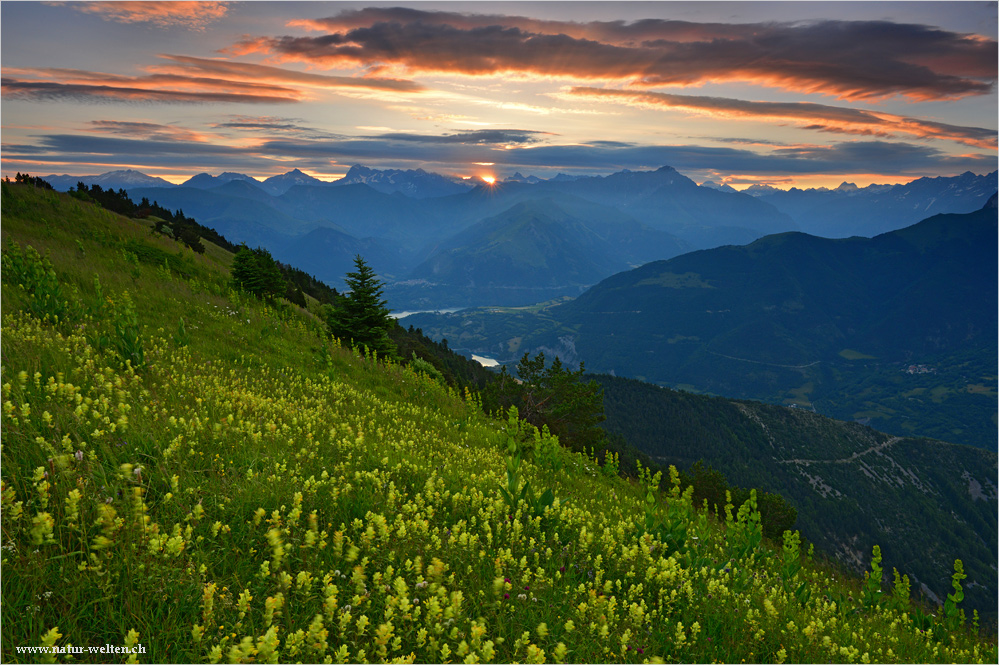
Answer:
2, 1, 998, 664
1, 170, 995, 663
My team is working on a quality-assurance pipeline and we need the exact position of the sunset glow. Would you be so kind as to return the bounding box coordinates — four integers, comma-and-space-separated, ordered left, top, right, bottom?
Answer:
0, 2, 994, 189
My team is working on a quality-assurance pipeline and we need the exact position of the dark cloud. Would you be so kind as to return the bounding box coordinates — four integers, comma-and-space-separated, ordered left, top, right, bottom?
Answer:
7, 126, 993, 180
714, 137, 798, 147
586, 140, 638, 148
1, 78, 297, 104
567, 87, 998, 148
153, 55, 425, 93
1, 54, 424, 107
369, 129, 549, 144
17, 134, 246, 157
210, 115, 343, 140
255, 138, 501, 165
0, 134, 330, 174
429, 140, 994, 179
234, 9, 997, 100
87, 120, 213, 143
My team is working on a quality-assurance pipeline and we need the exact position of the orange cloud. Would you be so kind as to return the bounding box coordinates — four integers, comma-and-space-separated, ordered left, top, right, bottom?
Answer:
564, 87, 997, 149
235, 8, 997, 101
1, 54, 426, 105
2, 66, 303, 104
51, 1, 229, 31
150, 55, 425, 93
286, 8, 765, 45
1, 80, 298, 104
88, 120, 215, 143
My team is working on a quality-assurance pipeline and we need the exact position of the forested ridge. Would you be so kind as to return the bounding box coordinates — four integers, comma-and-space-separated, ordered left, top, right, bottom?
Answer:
595, 374, 998, 621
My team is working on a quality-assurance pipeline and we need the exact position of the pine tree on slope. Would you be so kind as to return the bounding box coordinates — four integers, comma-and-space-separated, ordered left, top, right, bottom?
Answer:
325, 255, 397, 359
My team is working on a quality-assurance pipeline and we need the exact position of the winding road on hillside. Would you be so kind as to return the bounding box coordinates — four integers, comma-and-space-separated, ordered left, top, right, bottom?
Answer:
707, 350, 824, 369
778, 436, 904, 466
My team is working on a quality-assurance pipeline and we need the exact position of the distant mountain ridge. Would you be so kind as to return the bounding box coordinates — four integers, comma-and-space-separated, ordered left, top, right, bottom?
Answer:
541, 201, 998, 445
406, 200, 998, 449
41, 169, 174, 191
260, 168, 331, 196
37, 165, 997, 307
335, 164, 474, 198
387, 196, 689, 307
748, 170, 997, 237
700, 180, 739, 193
105, 165, 799, 297
182, 172, 261, 189
417, 165, 800, 251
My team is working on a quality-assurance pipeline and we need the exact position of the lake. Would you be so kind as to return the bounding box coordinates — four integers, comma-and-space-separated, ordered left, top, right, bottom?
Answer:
471, 354, 500, 367
391, 308, 463, 319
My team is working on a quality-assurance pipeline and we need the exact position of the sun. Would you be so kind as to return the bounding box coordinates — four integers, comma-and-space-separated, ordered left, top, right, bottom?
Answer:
481, 175, 496, 185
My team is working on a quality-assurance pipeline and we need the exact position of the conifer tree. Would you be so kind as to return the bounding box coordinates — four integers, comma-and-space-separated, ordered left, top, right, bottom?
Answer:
325, 255, 396, 358
484, 351, 606, 451
231, 245, 285, 300
517, 352, 606, 451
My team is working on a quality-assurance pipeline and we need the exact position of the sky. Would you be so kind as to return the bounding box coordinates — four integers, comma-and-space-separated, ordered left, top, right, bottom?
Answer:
1, 1, 996, 189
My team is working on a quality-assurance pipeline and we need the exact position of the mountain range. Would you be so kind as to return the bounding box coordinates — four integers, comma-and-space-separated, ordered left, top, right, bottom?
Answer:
390, 195, 689, 308
41, 165, 995, 308
42, 168, 175, 191
406, 198, 998, 450
89, 166, 793, 298
747, 171, 997, 238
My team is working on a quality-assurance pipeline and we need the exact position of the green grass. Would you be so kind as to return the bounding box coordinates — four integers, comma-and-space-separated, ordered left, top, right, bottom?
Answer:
930, 386, 951, 402
634, 272, 714, 289
784, 382, 815, 406
1, 183, 995, 663
838, 350, 877, 361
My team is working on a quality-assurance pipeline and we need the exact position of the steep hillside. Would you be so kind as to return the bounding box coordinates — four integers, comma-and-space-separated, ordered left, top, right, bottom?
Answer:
127, 185, 311, 249
562, 205, 994, 352
529, 203, 997, 448
594, 375, 998, 619
3, 182, 993, 662
406, 203, 997, 448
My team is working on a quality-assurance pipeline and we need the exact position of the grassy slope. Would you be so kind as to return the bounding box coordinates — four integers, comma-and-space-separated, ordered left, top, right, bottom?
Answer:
1, 183, 994, 663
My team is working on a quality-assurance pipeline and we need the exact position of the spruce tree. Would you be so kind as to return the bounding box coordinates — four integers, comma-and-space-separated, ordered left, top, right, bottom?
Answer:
231, 245, 285, 299
230, 246, 257, 292
326, 255, 396, 358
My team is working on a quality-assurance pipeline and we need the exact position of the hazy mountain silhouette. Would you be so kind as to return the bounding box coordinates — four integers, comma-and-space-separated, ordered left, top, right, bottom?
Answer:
387, 197, 688, 307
